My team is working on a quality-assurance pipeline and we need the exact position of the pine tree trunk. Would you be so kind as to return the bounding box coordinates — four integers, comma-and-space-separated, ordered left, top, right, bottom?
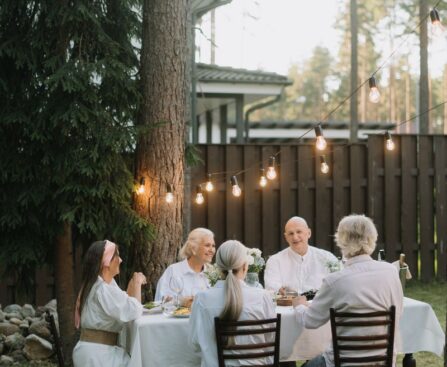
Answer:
349, 0, 358, 142
419, 0, 429, 134
132, 0, 190, 300
55, 221, 76, 364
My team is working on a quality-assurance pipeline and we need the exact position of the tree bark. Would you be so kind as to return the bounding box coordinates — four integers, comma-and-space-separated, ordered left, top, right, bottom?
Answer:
132, 0, 190, 300
419, 0, 429, 134
55, 221, 76, 364
350, 0, 358, 142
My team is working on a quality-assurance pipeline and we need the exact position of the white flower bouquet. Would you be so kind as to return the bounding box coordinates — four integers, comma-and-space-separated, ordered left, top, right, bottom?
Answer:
247, 248, 265, 273
326, 259, 343, 273
204, 263, 222, 287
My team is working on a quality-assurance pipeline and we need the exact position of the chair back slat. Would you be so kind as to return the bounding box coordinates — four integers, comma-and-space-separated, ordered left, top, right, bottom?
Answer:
330, 306, 396, 367
45, 311, 65, 367
215, 314, 281, 367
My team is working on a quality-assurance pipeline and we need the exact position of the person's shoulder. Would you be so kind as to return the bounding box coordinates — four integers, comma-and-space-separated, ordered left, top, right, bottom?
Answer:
267, 247, 289, 262
311, 246, 337, 259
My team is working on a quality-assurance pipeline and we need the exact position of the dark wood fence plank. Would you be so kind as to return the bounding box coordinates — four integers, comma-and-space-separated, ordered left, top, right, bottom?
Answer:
384, 136, 401, 262
419, 136, 435, 281
206, 145, 226, 246
434, 136, 447, 281
243, 145, 262, 248
400, 136, 418, 278
190, 146, 207, 230
315, 147, 332, 251
333, 145, 350, 256
261, 146, 280, 257
226, 145, 244, 240
280, 146, 297, 251
297, 145, 316, 245
350, 144, 367, 214
368, 135, 385, 257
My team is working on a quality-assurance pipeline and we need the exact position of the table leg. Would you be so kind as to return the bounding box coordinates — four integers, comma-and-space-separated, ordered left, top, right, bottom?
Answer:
403, 353, 416, 367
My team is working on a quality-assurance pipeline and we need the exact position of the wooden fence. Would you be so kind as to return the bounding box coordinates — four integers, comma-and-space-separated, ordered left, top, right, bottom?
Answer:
1, 134, 446, 305
190, 135, 447, 282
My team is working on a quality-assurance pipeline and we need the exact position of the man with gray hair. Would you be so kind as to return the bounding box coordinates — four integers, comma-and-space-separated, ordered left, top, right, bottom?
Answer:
264, 216, 338, 295
292, 214, 403, 367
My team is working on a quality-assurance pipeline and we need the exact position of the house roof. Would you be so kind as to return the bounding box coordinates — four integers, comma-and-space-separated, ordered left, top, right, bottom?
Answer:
192, 0, 232, 18
197, 63, 293, 86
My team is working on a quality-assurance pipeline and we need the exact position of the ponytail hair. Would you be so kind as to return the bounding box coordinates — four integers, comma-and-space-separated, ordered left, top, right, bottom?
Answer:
215, 240, 250, 322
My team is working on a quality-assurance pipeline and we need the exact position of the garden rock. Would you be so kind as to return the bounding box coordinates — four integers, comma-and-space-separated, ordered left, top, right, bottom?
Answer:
29, 321, 51, 341
0, 311, 4, 322
43, 300, 56, 314
23, 335, 53, 360
4, 313, 22, 321
0, 323, 19, 337
3, 306, 21, 315
8, 319, 21, 327
4, 333, 25, 350
20, 305, 35, 319
8, 349, 26, 363
0, 355, 14, 365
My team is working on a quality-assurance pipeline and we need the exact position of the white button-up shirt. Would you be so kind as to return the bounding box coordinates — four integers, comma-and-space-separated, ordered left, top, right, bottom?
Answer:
155, 259, 210, 301
294, 255, 404, 367
264, 246, 338, 293
189, 280, 276, 367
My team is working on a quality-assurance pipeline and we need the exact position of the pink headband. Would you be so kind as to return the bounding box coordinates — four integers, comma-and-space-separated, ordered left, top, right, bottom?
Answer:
102, 240, 116, 267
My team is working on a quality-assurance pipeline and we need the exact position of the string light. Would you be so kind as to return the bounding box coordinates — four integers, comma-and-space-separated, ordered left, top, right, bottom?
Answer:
165, 184, 174, 203
320, 156, 329, 174
430, 9, 444, 37
368, 77, 381, 103
266, 156, 277, 180
385, 131, 395, 151
137, 177, 145, 195
314, 125, 327, 150
195, 185, 204, 205
259, 168, 268, 187
205, 174, 214, 192
230, 176, 242, 197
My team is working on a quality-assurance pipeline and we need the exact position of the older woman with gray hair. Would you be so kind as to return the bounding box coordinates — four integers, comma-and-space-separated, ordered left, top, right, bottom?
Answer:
189, 240, 276, 367
292, 214, 403, 367
155, 228, 215, 301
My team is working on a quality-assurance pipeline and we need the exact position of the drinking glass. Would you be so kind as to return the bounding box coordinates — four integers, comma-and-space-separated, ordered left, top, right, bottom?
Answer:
169, 276, 184, 307
161, 296, 176, 316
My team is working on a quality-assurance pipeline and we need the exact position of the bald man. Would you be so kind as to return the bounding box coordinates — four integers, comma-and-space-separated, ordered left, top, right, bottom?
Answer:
264, 217, 337, 295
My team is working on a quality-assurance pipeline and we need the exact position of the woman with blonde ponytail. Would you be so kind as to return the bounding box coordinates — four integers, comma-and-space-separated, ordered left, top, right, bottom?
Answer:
189, 240, 275, 367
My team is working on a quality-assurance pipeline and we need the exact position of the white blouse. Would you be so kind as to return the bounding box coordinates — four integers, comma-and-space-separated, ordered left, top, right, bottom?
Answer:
294, 255, 404, 367
264, 246, 337, 293
189, 280, 276, 367
155, 259, 210, 301
73, 277, 143, 367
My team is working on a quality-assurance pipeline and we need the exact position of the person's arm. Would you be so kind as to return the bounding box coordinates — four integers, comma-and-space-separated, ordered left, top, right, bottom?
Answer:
188, 294, 212, 353
154, 265, 175, 301
264, 256, 282, 292
293, 277, 333, 329
127, 272, 147, 302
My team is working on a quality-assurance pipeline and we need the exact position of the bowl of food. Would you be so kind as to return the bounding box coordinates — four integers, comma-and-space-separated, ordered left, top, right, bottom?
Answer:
276, 295, 296, 306
172, 307, 191, 318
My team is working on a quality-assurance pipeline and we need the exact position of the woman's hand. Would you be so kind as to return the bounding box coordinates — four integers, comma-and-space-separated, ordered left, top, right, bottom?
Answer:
132, 272, 147, 286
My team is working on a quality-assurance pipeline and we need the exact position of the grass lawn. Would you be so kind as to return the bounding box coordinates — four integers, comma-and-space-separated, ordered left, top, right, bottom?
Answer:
297, 281, 446, 367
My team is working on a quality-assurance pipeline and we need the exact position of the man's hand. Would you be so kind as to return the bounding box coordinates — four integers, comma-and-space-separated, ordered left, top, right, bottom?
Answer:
292, 295, 308, 308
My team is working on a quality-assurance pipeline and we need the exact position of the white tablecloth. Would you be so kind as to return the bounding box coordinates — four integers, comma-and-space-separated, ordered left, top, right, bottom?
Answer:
125, 297, 445, 367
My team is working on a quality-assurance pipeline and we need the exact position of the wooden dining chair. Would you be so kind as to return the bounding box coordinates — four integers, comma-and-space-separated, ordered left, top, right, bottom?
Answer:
214, 314, 281, 367
45, 311, 65, 367
330, 306, 396, 367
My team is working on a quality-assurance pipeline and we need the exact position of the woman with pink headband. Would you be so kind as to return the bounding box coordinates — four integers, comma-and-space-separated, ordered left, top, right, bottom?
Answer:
73, 240, 146, 367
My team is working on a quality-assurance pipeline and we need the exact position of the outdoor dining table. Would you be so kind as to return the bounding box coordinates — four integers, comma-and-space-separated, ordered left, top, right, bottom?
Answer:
124, 297, 445, 367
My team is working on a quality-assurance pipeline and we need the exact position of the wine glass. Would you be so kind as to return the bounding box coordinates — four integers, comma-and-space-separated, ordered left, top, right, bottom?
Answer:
161, 295, 176, 316
169, 276, 184, 307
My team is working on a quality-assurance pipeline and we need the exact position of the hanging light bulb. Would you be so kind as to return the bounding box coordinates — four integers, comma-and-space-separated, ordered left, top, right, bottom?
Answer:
385, 131, 395, 151
430, 9, 444, 37
230, 176, 242, 197
320, 156, 329, 174
166, 184, 174, 203
266, 156, 277, 180
368, 76, 381, 103
205, 174, 214, 192
195, 185, 204, 205
137, 177, 145, 195
314, 125, 327, 150
259, 168, 268, 187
